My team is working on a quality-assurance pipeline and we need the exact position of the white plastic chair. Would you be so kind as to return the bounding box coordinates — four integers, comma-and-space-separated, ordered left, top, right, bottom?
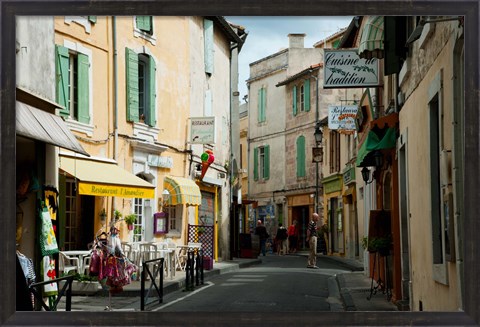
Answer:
59, 252, 80, 276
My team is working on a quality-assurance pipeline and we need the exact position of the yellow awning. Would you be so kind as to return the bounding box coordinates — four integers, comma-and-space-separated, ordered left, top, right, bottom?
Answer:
163, 176, 201, 206
59, 156, 155, 198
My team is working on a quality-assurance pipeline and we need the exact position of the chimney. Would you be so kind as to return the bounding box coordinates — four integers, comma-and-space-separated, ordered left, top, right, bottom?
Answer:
288, 33, 306, 48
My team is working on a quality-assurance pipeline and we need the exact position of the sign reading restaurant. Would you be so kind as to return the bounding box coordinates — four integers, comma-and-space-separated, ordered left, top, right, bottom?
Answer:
190, 116, 216, 144
328, 105, 358, 131
323, 49, 380, 88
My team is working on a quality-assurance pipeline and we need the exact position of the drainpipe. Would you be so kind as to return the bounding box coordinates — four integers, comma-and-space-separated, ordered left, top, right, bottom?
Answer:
112, 16, 118, 213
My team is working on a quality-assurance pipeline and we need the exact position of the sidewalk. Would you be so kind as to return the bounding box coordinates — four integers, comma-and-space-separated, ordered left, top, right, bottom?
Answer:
61, 254, 398, 312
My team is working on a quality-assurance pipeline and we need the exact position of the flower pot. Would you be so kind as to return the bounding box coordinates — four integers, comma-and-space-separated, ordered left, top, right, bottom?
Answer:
127, 224, 134, 231
60, 280, 100, 295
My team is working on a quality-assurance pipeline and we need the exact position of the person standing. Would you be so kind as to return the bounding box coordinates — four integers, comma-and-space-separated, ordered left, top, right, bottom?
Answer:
287, 220, 299, 254
275, 223, 288, 255
255, 220, 269, 256
306, 213, 320, 268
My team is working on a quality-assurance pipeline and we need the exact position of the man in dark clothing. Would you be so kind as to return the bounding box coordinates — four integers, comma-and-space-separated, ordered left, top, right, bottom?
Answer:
255, 220, 268, 256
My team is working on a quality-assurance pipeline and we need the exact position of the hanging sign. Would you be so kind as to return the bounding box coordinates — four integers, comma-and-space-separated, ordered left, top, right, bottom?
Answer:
323, 49, 380, 88
190, 117, 216, 144
328, 105, 358, 132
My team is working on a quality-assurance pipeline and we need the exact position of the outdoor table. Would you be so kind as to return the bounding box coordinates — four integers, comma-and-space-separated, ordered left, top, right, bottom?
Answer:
60, 250, 91, 275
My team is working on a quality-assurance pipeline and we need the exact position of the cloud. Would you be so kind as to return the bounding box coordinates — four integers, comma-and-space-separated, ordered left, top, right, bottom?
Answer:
226, 16, 354, 101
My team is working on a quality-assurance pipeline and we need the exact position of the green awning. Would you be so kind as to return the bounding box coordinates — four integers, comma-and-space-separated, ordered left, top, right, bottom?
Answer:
358, 16, 384, 59
356, 128, 396, 167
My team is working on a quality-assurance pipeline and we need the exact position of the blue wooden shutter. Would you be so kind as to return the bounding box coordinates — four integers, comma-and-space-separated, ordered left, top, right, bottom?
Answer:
253, 147, 259, 181
296, 136, 306, 177
264, 145, 270, 180
293, 85, 297, 116
146, 55, 156, 127
125, 48, 139, 122
77, 53, 90, 124
55, 45, 70, 116
304, 79, 311, 112
204, 19, 214, 74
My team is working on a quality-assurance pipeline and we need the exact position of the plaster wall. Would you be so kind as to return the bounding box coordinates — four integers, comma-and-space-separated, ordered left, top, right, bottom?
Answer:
399, 31, 459, 311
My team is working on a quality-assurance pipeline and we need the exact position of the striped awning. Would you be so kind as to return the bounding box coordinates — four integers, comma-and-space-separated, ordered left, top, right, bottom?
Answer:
358, 16, 384, 59
163, 176, 201, 206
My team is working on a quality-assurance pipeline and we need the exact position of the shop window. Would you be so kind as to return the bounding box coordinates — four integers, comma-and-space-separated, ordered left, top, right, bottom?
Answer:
125, 48, 156, 127
166, 205, 182, 235
133, 198, 144, 242
55, 45, 90, 124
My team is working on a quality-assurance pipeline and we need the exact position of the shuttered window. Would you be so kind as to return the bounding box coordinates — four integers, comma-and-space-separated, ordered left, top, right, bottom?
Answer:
254, 147, 259, 181
126, 48, 156, 127
263, 145, 270, 180
304, 79, 310, 112
296, 136, 306, 177
204, 19, 214, 74
55, 45, 90, 123
292, 85, 297, 116
136, 16, 153, 34
258, 87, 266, 123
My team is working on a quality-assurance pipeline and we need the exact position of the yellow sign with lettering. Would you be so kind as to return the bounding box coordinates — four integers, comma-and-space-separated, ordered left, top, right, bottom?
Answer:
78, 182, 154, 198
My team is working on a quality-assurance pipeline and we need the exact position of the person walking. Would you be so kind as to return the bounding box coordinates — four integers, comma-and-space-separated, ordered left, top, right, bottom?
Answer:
275, 223, 288, 255
287, 220, 299, 254
306, 213, 320, 268
255, 220, 269, 256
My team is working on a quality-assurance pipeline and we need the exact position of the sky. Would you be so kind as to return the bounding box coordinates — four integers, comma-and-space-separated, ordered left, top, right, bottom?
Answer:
226, 16, 354, 103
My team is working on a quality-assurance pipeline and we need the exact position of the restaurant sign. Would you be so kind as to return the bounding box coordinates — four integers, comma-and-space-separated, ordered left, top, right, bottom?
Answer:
328, 105, 358, 131
190, 116, 216, 144
78, 182, 155, 198
323, 49, 380, 88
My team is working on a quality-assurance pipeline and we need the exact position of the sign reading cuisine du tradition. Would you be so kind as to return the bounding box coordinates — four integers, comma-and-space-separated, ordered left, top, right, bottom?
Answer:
328, 105, 358, 131
323, 49, 380, 88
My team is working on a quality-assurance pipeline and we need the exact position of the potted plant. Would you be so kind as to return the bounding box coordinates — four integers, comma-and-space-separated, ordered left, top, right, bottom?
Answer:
60, 272, 100, 295
113, 209, 122, 221
363, 235, 392, 256
124, 214, 137, 231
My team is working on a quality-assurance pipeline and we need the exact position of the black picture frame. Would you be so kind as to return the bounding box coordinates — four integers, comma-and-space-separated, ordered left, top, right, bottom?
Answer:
1, 1, 479, 326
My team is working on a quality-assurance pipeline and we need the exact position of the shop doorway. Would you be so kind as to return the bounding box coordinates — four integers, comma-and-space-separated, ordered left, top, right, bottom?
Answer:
292, 206, 309, 250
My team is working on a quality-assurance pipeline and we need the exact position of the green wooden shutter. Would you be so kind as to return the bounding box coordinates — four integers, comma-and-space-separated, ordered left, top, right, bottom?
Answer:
77, 53, 90, 124
253, 147, 259, 181
146, 55, 156, 127
55, 45, 70, 116
293, 85, 297, 116
136, 16, 152, 33
204, 19, 214, 74
264, 145, 270, 180
125, 48, 139, 122
304, 79, 311, 112
88, 16, 97, 24
296, 136, 306, 177
257, 88, 262, 123
260, 87, 266, 122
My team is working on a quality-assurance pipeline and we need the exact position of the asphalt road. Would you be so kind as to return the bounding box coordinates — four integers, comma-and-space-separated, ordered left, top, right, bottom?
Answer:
153, 254, 351, 312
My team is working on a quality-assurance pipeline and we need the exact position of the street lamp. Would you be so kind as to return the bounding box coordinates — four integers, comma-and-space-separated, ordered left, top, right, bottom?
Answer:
406, 16, 463, 45
162, 189, 170, 208
361, 167, 374, 184
314, 123, 323, 144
